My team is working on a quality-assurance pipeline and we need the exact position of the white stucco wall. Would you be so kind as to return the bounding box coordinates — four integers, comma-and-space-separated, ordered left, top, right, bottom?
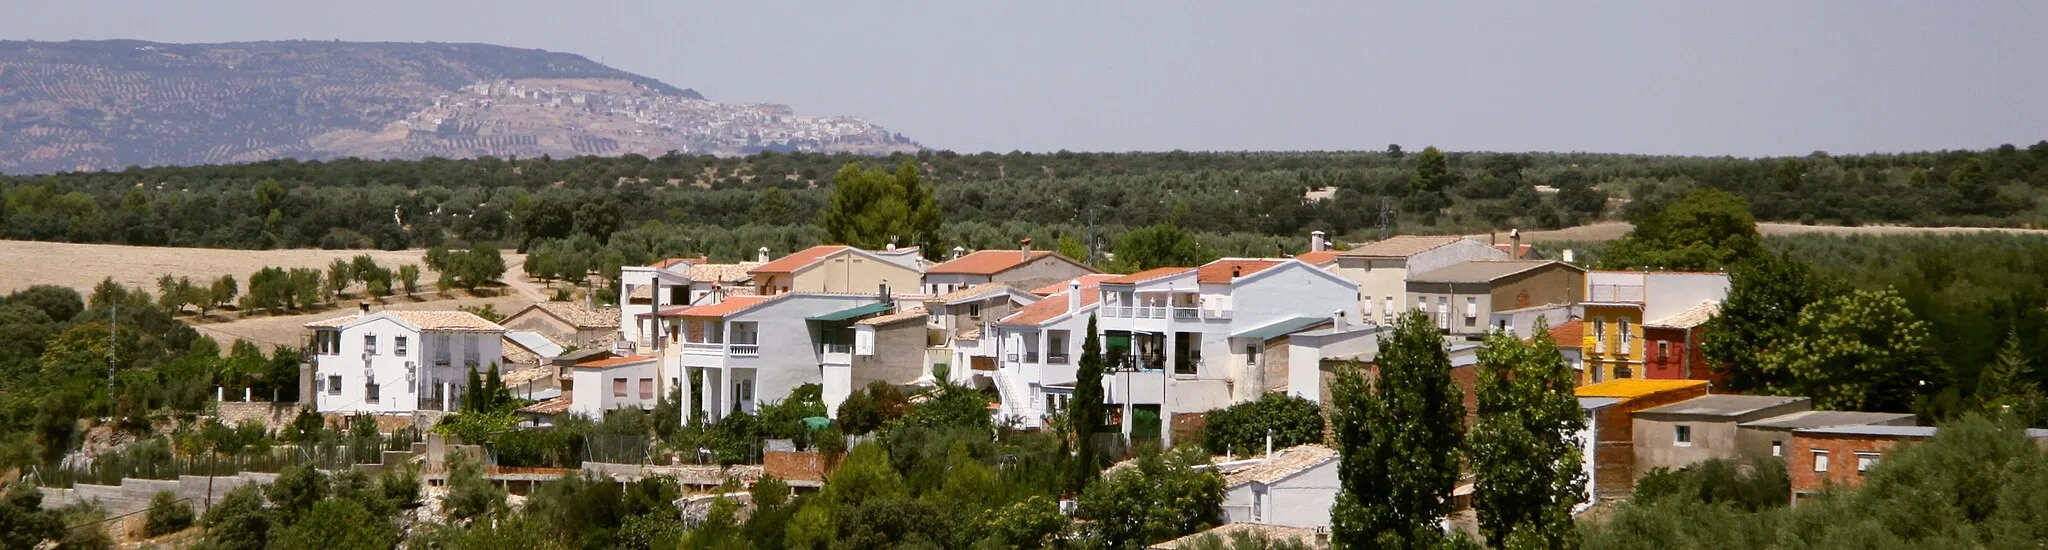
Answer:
312, 316, 502, 415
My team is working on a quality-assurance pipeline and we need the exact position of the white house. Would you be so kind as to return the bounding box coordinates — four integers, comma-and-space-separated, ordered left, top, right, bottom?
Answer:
305, 305, 505, 414
649, 292, 890, 424
1331, 235, 1507, 325
618, 257, 762, 354
1221, 445, 1340, 529
993, 278, 1106, 429
1088, 258, 1359, 445
566, 355, 664, 418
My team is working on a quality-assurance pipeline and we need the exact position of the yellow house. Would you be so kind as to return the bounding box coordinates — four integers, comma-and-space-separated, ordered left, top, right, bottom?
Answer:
1581, 302, 1645, 385
748, 245, 925, 296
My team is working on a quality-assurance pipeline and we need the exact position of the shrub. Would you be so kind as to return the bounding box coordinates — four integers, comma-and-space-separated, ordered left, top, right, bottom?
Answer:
145, 490, 195, 536
1198, 393, 1324, 456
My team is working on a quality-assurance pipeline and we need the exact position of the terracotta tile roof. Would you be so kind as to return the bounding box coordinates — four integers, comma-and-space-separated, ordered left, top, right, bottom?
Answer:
1339, 235, 1465, 258
749, 245, 849, 274
954, 327, 982, 341
1002, 291, 1099, 326
519, 395, 574, 415
1224, 444, 1338, 487
1103, 267, 1194, 285
530, 302, 620, 329
934, 283, 1023, 304
1196, 259, 1286, 284
856, 307, 928, 326
685, 262, 763, 283
1647, 300, 1721, 329
677, 295, 777, 318
1537, 319, 1584, 349
575, 354, 659, 369
1294, 250, 1341, 266
928, 249, 1055, 275
502, 366, 555, 385
651, 256, 708, 270
502, 342, 542, 365
304, 310, 504, 332
1030, 274, 1119, 296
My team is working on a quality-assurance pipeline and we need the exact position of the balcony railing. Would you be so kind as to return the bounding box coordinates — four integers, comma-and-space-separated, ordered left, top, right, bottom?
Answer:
821, 343, 852, 355
1590, 284, 1646, 303
1024, 351, 1041, 363
682, 342, 725, 355
1047, 353, 1070, 364
729, 344, 760, 357
1171, 307, 1200, 321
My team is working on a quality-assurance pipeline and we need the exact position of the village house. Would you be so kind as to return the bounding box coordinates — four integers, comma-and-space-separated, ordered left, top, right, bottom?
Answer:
1574, 379, 1711, 499
501, 301, 621, 351
647, 292, 891, 424
1406, 260, 1586, 340
1580, 271, 1729, 385
1782, 426, 2048, 504
563, 355, 664, 418
1332, 235, 1507, 325
616, 257, 762, 353
848, 307, 933, 401
1736, 410, 1918, 465
748, 245, 925, 297
1291, 230, 1341, 270
1220, 444, 1340, 529
1631, 394, 1811, 476
304, 305, 505, 415
1642, 301, 1720, 382
921, 243, 1096, 296
1488, 302, 1580, 339
924, 283, 1041, 386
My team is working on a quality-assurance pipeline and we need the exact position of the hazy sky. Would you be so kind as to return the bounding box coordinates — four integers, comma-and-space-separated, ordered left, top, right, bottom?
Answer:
6, 1, 2046, 156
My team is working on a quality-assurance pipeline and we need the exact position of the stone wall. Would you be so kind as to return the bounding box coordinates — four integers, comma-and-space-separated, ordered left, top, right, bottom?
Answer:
213, 401, 305, 431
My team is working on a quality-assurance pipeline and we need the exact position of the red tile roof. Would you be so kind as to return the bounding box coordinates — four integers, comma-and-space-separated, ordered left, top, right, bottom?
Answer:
928, 250, 1059, 275
748, 245, 849, 274
1294, 250, 1341, 266
1103, 267, 1194, 285
1539, 319, 1584, 349
1029, 274, 1119, 296
1002, 290, 1100, 326
575, 355, 658, 369
1195, 259, 1285, 284
677, 295, 775, 318
651, 256, 708, 270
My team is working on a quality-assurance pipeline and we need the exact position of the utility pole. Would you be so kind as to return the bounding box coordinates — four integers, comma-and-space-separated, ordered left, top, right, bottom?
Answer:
107, 303, 117, 407
1379, 197, 1395, 241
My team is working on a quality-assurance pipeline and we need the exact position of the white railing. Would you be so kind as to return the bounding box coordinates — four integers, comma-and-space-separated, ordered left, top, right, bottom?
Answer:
1171, 307, 1200, 321
1590, 284, 1645, 303
821, 343, 852, 354
682, 342, 725, 355
729, 344, 760, 357
1047, 353, 1070, 364
1203, 309, 1233, 320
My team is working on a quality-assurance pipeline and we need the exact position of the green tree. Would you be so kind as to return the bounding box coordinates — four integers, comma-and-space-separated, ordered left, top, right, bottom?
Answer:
200, 484, 272, 550
1070, 314, 1108, 492
444, 453, 505, 522
1702, 251, 1841, 393
751, 187, 794, 225
1114, 223, 1205, 272
326, 258, 353, 299
1331, 311, 1465, 548
145, 490, 195, 537
979, 496, 1068, 549
1763, 288, 1946, 412
1406, 146, 1454, 213
1077, 445, 1225, 548
270, 498, 396, 550
1198, 392, 1324, 456
1602, 188, 1764, 271
817, 161, 941, 252
397, 264, 420, 296
0, 485, 65, 550
1058, 233, 1091, 266
1979, 328, 2040, 411
208, 274, 238, 314
1468, 324, 1585, 548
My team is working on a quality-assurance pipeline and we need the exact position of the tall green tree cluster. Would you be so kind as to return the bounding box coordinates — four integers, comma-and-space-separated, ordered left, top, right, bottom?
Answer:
1331, 311, 1466, 548
817, 160, 942, 255
1467, 324, 1586, 548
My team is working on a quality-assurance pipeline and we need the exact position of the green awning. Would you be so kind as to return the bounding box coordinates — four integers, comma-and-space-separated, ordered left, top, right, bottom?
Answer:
1232, 316, 1330, 340
806, 302, 892, 322
802, 417, 832, 432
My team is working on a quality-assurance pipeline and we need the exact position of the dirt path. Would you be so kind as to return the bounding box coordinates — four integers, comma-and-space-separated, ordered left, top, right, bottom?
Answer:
497, 256, 550, 303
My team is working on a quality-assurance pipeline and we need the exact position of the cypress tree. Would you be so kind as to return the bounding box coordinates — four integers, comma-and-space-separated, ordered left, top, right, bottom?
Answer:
1070, 314, 1107, 492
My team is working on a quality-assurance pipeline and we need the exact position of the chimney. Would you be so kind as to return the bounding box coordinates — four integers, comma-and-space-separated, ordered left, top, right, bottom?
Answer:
1333, 310, 1347, 331
1510, 228, 1523, 259
757, 247, 770, 263
885, 242, 896, 251
1231, 265, 1242, 279
1068, 280, 1082, 312
951, 246, 965, 260
1310, 230, 1327, 252
1562, 249, 1576, 263
358, 302, 370, 316
1020, 238, 1033, 260
878, 282, 890, 301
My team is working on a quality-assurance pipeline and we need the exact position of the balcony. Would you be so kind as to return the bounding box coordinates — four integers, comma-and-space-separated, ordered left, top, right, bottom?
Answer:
1590, 284, 1646, 303
1203, 309, 1233, 320
682, 342, 726, 355
1047, 353, 1070, 364
820, 344, 852, 366
1171, 307, 1200, 321
729, 344, 760, 357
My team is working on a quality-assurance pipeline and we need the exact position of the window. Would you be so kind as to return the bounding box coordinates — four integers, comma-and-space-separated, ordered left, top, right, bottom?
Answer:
1772, 441, 1784, 457
1619, 318, 1632, 354
1464, 297, 1478, 327
1246, 345, 1260, 368
1362, 294, 1373, 316
640, 378, 654, 400
364, 334, 378, 355
1812, 450, 1830, 472
315, 376, 326, 393
613, 378, 628, 398
328, 375, 343, 395
668, 285, 688, 305
1384, 296, 1395, 318
1658, 341, 1669, 361
365, 382, 380, 404
395, 336, 408, 356
1435, 297, 1449, 330
969, 303, 981, 320
1856, 452, 1880, 472
738, 380, 754, 402
1674, 425, 1692, 447
1593, 319, 1606, 352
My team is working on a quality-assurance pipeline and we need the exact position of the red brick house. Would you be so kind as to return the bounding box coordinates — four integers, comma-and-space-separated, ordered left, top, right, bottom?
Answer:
1641, 301, 1718, 384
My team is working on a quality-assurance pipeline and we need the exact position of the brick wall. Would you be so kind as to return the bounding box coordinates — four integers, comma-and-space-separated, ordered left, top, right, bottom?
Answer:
1171, 412, 1207, 444
1642, 327, 1687, 380
1787, 432, 1919, 503
214, 401, 305, 431
764, 450, 836, 483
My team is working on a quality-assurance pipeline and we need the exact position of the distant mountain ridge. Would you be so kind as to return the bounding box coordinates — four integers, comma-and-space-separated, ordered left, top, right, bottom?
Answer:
0, 39, 916, 174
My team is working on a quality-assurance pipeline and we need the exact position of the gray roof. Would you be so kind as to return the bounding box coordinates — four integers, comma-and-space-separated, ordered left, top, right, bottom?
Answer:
1338, 235, 1464, 258
1740, 410, 1917, 430
1637, 395, 1806, 418
1408, 260, 1575, 284
505, 330, 565, 358
1233, 316, 1331, 340
1795, 425, 1938, 438
1579, 397, 1623, 410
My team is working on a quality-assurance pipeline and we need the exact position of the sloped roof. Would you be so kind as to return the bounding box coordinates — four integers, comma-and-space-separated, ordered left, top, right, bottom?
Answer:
934, 283, 1026, 304
1196, 259, 1286, 284
574, 355, 659, 369
1223, 445, 1337, 487
1540, 319, 1584, 349
528, 302, 619, 329
1409, 260, 1575, 284
650, 256, 707, 270
502, 366, 555, 385
305, 310, 504, 332
678, 295, 777, 318
1294, 250, 1341, 266
929, 249, 1056, 275
505, 330, 565, 358
1647, 300, 1721, 329
856, 307, 928, 326
1639, 395, 1806, 418
1574, 379, 1708, 399
1029, 274, 1119, 296
1001, 291, 1099, 326
1796, 425, 1939, 438
1339, 235, 1463, 258
1740, 410, 1918, 430
519, 395, 574, 415
685, 262, 762, 283
501, 342, 541, 365
1103, 267, 1194, 285
749, 245, 850, 274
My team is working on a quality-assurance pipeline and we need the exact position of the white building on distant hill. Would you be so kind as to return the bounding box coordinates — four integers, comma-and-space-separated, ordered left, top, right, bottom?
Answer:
304, 304, 505, 414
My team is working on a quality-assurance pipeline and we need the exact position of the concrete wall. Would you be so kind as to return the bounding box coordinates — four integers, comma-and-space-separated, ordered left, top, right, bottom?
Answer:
1492, 265, 1585, 315
39, 472, 283, 517
1266, 460, 1340, 528
793, 252, 923, 295
853, 320, 927, 389
991, 255, 1096, 288
1589, 386, 1711, 499
571, 360, 661, 418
